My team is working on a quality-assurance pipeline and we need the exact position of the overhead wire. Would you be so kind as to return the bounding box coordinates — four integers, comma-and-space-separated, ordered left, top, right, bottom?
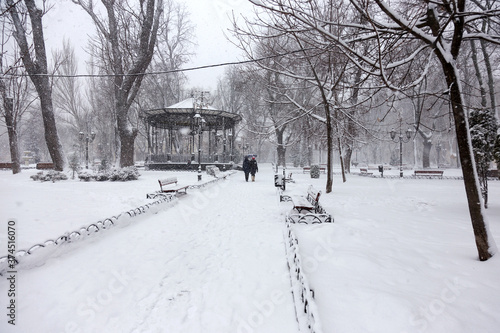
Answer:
2, 47, 317, 79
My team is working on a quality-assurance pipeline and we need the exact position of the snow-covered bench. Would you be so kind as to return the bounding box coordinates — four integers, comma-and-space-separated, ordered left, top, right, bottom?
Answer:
36, 162, 54, 170
359, 168, 373, 176
303, 166, 326, 174
290, 185, 322, 213
414, 170, 444, 179
206, 165, 228, 179
0, 162, 13, 169
158, 177, 188, 194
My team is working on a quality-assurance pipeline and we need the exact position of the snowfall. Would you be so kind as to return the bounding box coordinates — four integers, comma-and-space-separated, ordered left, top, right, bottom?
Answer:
0, 164, 499, 333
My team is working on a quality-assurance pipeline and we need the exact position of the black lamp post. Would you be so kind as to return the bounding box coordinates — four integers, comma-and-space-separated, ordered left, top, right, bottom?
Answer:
193, 113, 205, 181
79, 131, 96, 169
390, 125, 412, 178
390, 118, 412, 178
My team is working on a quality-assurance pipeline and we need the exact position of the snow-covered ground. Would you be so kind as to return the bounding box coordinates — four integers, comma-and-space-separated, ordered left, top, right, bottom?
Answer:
0, 165, 499, 332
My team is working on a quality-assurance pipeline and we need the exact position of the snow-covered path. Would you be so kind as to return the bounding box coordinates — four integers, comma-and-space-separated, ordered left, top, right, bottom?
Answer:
2, 171, 298, 333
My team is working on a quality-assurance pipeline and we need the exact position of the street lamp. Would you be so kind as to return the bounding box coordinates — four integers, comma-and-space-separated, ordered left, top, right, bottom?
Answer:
239, 142, 249, 156
79, 131, 96, 169
390, 125, 412, 178
193, 113, 206, 181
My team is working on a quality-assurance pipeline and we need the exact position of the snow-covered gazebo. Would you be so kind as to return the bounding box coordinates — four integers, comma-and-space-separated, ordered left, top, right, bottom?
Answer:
142, 97, 241, 170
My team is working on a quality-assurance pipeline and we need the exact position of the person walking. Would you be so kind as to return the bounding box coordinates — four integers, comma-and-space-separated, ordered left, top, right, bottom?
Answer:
242, 155, 251, 182
249, 156, 258, 182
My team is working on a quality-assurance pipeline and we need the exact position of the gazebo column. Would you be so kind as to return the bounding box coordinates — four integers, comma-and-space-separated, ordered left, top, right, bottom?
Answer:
222, 118, 227, 163
208, 126, 212, 159
154, 129, 158, 155
168, 127, 172, 161
213, 129, 219, 162
231, 125, 236, 161
147, 122, 152, 162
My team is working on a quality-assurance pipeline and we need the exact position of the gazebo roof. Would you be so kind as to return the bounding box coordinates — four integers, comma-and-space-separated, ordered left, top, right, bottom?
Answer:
142, 98, 241, 130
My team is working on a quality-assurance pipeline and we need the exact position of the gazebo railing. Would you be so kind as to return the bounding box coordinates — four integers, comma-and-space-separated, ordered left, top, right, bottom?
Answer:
148, 153, 233, 164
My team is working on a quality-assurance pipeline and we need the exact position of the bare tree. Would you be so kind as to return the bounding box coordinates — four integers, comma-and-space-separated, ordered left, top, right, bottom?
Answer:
248, 0, 499, 260
232, 3, 382, 192
74, 0, 163, 167
52, 39, 88, 134
0, 17, 21, 174
6, 0, 65, 170
0, 62, 35, 174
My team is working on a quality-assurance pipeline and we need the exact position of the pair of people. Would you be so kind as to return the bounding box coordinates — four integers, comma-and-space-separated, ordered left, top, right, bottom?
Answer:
243, 155, 258, 182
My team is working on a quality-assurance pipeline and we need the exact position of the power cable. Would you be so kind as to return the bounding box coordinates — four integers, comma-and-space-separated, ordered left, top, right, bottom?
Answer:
3, 47, 316, 79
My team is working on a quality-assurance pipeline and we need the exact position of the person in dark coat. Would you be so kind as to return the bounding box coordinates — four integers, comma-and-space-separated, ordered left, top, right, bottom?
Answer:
249, 156, 258, 182
242, 155, 251, 182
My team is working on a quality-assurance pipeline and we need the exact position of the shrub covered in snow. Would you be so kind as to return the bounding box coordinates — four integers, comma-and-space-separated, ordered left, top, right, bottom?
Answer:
31, 171, 68, 182
108, 167, 140, 181
76, 167, 140, 182
77, 169, 94, 181
206, 165, 220, 177
310, 165, 320, 179
94, 173, 110, 181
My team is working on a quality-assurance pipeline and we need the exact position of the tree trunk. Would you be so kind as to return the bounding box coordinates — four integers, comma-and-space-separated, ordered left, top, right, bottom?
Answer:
344, 147, 352, 173
276, 128, 286, 167
117, 102, 137, 167
441, 60, 495, 261
8, 0, 65, 171
119, 128, 137, 168
422, 139, 432, 168
480, 40, 496, 116
337, 137, 346, 183
325, 111, 334, 192
3, 97, 21, 174
38, 84, 65, 171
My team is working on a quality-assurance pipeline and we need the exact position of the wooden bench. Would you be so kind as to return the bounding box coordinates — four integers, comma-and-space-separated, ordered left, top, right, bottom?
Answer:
36, 162, 54, 170
414, 170, 444, 179
158, 177, 189, 194
303, 167, 326, 174
0, 162, 13, 169
290, 185, 322, 213
359, 168, 373, 176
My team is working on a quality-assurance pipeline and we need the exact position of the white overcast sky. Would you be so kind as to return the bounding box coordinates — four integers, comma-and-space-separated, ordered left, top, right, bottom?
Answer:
44, 0, 254, 91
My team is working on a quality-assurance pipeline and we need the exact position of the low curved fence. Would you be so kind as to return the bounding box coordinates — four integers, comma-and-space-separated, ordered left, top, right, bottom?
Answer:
0, 193, 175, 276
0, 171, 235, 276
284, 217, 323, 333
188, 171, 236, 189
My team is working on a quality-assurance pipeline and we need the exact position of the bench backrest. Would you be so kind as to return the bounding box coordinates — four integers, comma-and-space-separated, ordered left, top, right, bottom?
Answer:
36, 162, 54, 169
159, 177, 178, 189
307, 185, 321, 204
414, 170, 443, 174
